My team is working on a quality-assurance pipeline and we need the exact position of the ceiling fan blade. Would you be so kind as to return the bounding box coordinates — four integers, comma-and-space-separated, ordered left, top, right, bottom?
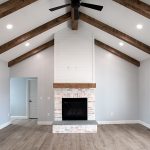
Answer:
49, 4, 70, 11
80, 3, 103, 11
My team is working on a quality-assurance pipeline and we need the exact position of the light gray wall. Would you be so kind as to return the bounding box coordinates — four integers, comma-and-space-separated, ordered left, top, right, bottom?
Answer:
95, 46, 139, 121
10, 78, 27, 117
0, 60, 10, 126
10, 46, 139, 122
10, 47, 54, 122
139, 58, 150, 124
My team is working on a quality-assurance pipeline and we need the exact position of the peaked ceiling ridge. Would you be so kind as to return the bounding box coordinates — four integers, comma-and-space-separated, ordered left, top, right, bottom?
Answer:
1, 11, 149, 54
0, 10, 149, 63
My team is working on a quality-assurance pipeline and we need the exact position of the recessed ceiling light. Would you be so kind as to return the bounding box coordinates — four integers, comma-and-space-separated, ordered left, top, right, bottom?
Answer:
6, 24, 13, 30
25, 42, 30, 47
136, 24, 143, 30
119, 42, 124, 47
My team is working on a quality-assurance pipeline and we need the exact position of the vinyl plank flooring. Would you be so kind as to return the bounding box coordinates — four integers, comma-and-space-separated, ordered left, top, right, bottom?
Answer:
0, 120, 150, 150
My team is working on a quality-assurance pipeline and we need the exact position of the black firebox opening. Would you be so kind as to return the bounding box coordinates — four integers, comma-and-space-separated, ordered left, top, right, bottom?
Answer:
62, 98, 87, 120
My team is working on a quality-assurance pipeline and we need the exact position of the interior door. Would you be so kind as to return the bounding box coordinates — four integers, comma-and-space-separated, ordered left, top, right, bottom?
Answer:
28, 79, 38, 119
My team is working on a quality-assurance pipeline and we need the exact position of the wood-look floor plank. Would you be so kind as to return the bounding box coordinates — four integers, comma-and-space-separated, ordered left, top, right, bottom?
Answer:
0, 120, 150, 150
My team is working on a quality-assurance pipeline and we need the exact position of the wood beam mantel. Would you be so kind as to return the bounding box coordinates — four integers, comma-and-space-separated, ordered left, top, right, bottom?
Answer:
80, 12, 150, 54
0, 0, 38, 18
8, 40, 54, 67
53, 83, 96, 88
113, 0, 150, 19
95, 39, 140, 67
0, 12, 71, 54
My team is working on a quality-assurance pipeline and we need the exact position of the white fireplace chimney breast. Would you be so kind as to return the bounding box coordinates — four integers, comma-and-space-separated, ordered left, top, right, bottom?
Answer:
54, 27, 95, 83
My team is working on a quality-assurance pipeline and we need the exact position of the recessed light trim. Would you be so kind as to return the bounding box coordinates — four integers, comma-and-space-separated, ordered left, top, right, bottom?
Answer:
119, 42, 124, 47
136, 24, 143, 30
6, 24, 13, 30
25, 42, 30, 47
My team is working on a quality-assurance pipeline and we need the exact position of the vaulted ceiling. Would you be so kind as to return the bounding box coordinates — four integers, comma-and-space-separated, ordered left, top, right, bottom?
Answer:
0, 0, 149, 66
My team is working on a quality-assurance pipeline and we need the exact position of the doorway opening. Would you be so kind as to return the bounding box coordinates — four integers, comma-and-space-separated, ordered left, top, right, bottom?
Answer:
10, 77, 38, 120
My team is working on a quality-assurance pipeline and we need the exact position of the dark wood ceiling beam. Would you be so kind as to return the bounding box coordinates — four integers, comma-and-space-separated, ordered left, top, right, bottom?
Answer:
71, 8, 78, 30
113, 0, 150, 19
0, 0, 38, 18
95, 39, 140, 67
0, 12, 71, 54
80, 12, 150, 54
8, 40, 54, 67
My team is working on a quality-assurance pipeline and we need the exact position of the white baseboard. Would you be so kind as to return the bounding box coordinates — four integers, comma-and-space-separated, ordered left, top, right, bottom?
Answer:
1, 120, 149, 130
97, 120, 150, 129
37, 121, 53, 125
138, 120, 150, 129
97, 120, 139, 125
0, 121, 11, 130
11, 116, 28, 120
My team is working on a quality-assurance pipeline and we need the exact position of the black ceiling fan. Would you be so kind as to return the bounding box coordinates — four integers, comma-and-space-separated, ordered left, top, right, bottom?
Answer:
49, 0, 103, 20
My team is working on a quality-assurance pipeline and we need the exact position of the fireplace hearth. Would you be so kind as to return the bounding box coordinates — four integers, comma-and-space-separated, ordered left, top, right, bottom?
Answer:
62, 98, 87, 120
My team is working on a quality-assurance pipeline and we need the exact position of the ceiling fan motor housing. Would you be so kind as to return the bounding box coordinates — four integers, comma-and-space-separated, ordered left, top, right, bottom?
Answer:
49, 0, 103, 21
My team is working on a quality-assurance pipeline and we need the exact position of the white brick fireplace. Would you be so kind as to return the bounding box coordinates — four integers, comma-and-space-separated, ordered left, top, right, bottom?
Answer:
53, 27, 97, 133
54, 88, 95, 121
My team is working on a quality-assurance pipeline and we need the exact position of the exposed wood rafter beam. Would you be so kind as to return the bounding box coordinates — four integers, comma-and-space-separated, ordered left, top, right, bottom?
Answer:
95, 39, 140, 67
113, 0, 150, 19
0, 12, 71, 54
8, 40, 54, 67
71, 8, 78, 30
80, 12, 150, 54
0, 0, 38, 19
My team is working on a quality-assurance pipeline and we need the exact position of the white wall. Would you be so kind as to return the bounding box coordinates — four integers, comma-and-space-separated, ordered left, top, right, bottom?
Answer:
10, 47, 54, 122
10, 78, 27, 117
0, 60, 10, 127
10, 45, 139, 122
95, 46, 139, 121
139, 58, 150, 124
54, 28, 95, 83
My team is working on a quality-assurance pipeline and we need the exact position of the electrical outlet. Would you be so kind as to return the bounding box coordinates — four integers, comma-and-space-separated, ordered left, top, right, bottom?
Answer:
48, 113, 50, 117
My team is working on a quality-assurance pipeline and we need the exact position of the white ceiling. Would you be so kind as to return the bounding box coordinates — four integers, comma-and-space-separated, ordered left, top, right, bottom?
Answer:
0, 0, 149, 62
